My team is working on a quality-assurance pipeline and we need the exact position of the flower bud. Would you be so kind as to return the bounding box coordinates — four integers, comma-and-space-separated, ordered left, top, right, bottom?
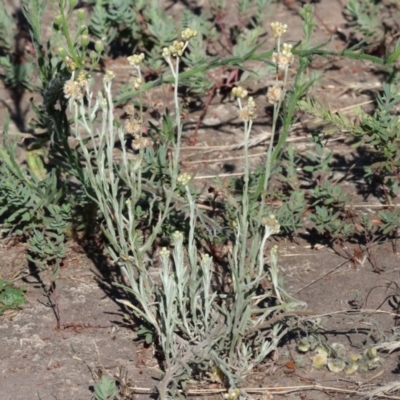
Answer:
77, 8, 85, 20
81, 35, 89, 47
69, 0, 78, 8
95, 40, 104, 54
54, 15, 62, 26
90, 50, 97, 60
58, 47, 67, 58
80, 24, 88, 35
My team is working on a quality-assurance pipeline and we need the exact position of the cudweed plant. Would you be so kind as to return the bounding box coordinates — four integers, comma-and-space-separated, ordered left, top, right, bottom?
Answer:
7, 0, 398, 396
68, 19, 305, 398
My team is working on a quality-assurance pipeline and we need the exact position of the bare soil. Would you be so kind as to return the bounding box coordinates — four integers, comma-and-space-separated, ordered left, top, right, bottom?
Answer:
1, 0, 400, 399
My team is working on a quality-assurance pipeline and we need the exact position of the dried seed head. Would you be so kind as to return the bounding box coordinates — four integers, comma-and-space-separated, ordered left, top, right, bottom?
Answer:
239, 108, 250, 121
131, 135, 151, 151
63, 80, 83, 100
125, 117, 142, 135
262, 215, 280, 235
272, 49, 294, 70
124, 103, 135, 116
267, 85, 282, 105
271, 21, 288, 39
239, 98, 257, 121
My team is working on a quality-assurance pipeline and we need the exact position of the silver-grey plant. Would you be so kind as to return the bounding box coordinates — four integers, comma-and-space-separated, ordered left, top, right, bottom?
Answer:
69, 24, 302, 400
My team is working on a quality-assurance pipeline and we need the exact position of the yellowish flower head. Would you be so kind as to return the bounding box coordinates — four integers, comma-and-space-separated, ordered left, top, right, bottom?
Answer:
127, 52, 145, 66
103, 70, 115, 83
271, 21, 288, 39
159, 247, 170, 258
177, 172, 191, 186
172, 231, 183, 241
231, 86, 248, 99
181, 27, 198, 41
312, 352, 327, 369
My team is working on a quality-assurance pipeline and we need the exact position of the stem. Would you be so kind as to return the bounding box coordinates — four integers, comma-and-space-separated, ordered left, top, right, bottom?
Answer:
258, 65, 289, 221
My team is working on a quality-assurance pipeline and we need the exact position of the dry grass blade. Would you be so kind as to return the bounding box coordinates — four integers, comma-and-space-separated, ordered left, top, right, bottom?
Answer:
361, 381, 400, 400
128, 383, 400, 399
375, 341, 400, 354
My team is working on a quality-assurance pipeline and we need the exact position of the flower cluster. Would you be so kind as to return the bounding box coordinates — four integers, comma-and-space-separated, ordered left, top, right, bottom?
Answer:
271, 21, 287, 39
266, 85, 282, 105
127, 52, 145, 66
177, 172, 191, 186
132, 77, 143, 90
181, 27, 198, 41
131, 136, 151, 151
103, 69, 115, 83
163, 40, 185, 58
272, 43, 294, 70
231, 86, 248, 99
239, 96, 257, 121
262, 215, 280, 235
159, 247, 170, 259
63, 75, 87, 100
172, 231, 183, 241
65, 56, 77, 72
76, 70, 89, 87
125, 116, 142, 135
224, 388, 241, 400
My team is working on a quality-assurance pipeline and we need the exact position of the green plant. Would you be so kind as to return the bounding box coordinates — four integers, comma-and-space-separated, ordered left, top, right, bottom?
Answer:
300, 83, 400, 203
4, 0, 400, 397
353, 83, 400, 200
0, 115, 92, 278
94, 376, 117, 400
0, 279, 26, 316
345, 0, 381, 43
0, 5, 34, 91
66, 17, 310, 398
